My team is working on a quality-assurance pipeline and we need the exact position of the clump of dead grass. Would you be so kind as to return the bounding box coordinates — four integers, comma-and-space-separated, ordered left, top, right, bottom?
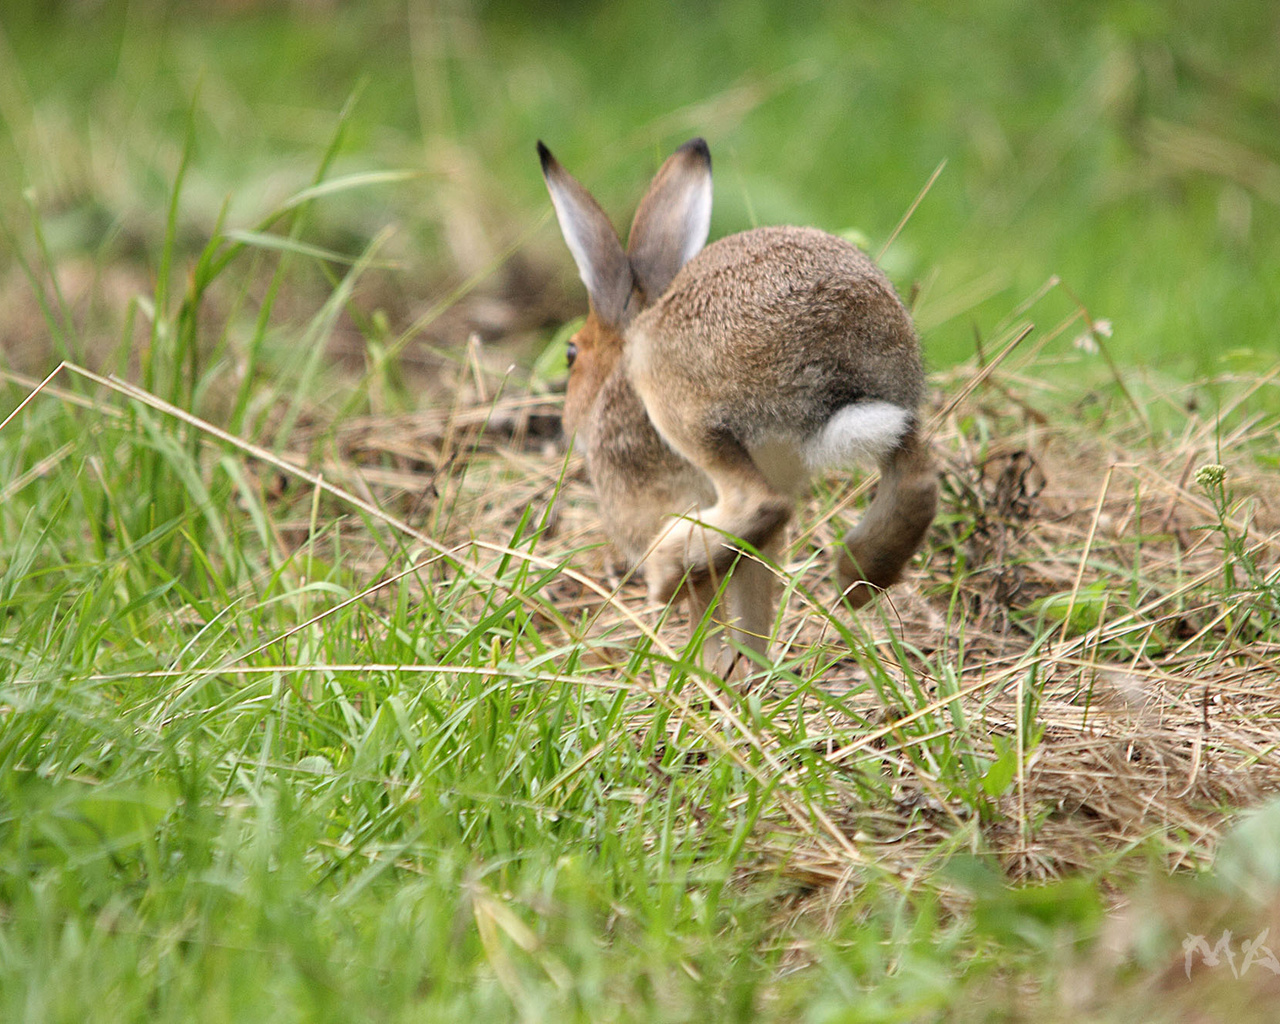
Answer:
260, 332, 1280, 891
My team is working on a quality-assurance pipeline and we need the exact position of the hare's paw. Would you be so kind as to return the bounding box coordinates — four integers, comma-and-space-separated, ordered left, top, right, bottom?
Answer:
646, 520, 700, 604
647, 518, 738, 605
647, 562, 687, 606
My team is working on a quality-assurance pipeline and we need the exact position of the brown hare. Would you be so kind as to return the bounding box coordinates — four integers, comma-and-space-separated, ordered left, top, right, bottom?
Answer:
538, 137, 937, 664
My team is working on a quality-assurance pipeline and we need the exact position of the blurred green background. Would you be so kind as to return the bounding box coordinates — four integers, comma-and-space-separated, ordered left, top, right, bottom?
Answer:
1, 7, 1278, 1019
1, 0, 1277, 378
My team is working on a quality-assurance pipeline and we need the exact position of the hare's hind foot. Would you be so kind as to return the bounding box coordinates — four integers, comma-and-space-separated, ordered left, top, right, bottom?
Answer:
836, 431, 938, 608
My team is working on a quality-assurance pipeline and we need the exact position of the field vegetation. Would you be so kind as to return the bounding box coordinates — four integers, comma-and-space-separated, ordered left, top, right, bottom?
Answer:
1, 1, 1278, 1020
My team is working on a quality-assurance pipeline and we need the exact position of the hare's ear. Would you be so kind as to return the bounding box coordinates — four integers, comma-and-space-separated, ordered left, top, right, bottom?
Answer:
538, 141, 635, 327
626, 138, 712, 301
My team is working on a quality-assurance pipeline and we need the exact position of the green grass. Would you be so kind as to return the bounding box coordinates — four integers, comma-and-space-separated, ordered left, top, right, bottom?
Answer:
0, 356, 1045, 1021
2, 1, 1279, 1020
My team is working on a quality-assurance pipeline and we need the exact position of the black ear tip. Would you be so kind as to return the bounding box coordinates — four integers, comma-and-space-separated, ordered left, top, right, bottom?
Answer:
681, 137, 711, 164
536, 140, 553, 171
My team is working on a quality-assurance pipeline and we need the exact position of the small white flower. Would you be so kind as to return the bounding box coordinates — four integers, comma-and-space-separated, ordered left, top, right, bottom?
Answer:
1195, 464, 1227, 489
1073, 318, 1112, 353
1073, 332, 1099, 354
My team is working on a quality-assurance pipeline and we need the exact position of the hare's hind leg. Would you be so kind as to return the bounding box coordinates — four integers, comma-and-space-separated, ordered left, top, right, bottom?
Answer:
646, 437, 792, 606
837, 429, 938, 608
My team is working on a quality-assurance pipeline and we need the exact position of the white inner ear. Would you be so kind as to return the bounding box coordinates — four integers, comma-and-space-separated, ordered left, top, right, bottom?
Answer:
546, 179, 607, 299
677, 174, 713, 267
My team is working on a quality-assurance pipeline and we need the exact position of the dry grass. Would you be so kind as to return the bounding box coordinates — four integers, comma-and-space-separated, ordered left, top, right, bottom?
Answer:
245, 322, 1280, 896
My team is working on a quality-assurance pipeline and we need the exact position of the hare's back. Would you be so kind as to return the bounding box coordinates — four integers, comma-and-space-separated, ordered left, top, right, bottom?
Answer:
631, 225, 923, 448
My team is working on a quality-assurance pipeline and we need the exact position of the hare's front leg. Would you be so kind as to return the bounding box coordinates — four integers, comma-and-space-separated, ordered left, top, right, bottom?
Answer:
675, 541, 781, 682
680, 540, 780, 674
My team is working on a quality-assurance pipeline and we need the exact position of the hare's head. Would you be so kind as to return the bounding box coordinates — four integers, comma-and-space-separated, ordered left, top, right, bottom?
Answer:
537, 138, 712, 433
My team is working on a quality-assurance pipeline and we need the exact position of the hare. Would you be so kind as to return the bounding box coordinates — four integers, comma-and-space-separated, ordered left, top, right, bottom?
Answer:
538, 137, 937, 663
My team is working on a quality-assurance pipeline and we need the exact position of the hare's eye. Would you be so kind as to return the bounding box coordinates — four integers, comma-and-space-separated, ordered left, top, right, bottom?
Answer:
566, 340, 578, 368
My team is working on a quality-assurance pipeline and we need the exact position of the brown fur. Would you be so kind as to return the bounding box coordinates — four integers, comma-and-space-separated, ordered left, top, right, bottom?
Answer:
561, 311, 625, 436
632, 226, 923, 437
580, 360, 713, 566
